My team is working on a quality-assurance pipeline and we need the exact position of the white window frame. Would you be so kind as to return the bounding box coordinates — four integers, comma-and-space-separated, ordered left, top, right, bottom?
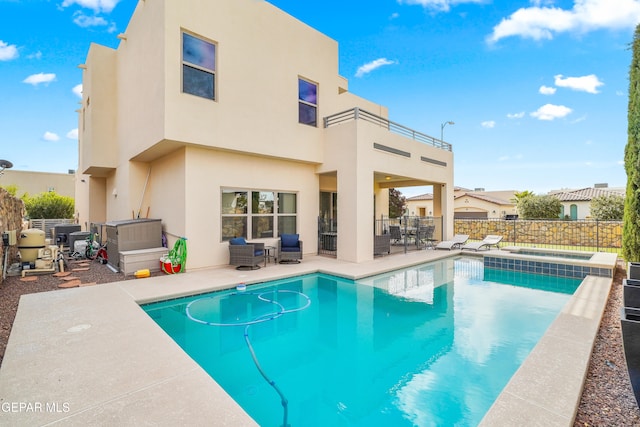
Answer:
221, 189, 297, 242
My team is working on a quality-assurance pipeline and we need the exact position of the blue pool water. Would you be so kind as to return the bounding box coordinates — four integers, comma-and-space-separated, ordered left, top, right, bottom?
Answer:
143, 256, 580, 427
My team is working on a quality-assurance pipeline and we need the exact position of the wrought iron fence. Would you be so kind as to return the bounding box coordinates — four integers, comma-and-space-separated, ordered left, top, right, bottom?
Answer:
454, 218, 622, 253
375, 216, 443, 253
318, 217, 337, 257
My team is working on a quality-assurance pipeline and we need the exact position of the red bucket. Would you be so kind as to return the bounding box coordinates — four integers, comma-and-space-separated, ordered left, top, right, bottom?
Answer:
160, 257, 181, 274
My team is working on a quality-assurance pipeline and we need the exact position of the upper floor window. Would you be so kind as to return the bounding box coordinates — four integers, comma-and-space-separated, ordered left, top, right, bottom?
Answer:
298, 78, 317, 126
182, 32, 216, 100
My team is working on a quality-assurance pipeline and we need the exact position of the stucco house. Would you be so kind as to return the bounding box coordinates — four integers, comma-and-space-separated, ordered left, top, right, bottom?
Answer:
550, 186, 625, 220
75, 0, 455, 269
406, 188, 516, 219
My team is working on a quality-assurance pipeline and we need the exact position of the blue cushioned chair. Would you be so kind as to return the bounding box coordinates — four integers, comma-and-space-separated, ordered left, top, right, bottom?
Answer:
278, 233, 302, 263
228, 237, 265, 270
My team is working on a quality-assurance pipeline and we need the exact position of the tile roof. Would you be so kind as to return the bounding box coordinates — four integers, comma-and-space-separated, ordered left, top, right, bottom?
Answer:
455, 192, 512, 205
552, 187, 625, 202
406, 193, 433, 201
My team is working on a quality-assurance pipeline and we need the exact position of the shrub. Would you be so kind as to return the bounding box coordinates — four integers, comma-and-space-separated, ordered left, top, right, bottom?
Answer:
517, 194, 562, 219
591, 194, 624, 220
23, 191, 74, 219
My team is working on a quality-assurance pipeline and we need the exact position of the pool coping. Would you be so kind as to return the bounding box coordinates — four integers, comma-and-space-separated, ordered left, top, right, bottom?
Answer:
0, 249, 616, 426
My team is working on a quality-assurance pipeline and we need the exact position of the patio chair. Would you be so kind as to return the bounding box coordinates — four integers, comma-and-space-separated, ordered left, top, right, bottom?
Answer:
228, 237, 265, 270
435, 234, 469, 250
279, 233, 302, 263
461, 235, 503, 251
374, 234, 391, 256
416, 225, 436, 249
389, 225, 402, 245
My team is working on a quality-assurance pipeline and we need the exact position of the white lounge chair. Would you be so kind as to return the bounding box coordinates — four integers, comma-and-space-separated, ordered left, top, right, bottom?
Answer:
461, 235, 503, 251
435, 234, 469, 250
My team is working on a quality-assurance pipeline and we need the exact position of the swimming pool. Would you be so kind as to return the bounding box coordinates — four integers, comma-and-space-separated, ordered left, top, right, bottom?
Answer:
143, 256, 580, 426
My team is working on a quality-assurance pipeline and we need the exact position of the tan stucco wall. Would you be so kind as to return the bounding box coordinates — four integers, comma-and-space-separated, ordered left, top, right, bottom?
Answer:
1, 170, 75, 199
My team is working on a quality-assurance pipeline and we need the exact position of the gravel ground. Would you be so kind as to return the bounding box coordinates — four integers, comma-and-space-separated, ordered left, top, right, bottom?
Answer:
0, 255, 638, 425
574, 260, 640, 426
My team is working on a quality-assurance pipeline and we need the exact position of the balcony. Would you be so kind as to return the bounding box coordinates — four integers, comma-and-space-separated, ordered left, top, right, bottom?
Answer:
323, 107, 452, 152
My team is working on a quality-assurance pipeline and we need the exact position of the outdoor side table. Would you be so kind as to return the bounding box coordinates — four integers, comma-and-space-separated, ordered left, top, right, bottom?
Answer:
264, 246, 277, 264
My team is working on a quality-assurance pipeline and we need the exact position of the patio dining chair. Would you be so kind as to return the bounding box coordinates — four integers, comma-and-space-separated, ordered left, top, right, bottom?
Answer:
389, 225, 402, 245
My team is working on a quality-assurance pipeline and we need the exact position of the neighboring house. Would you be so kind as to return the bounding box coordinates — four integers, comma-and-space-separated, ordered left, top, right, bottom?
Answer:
405, 188, 516, 219
76, 0, 455, 268
454, 190, 517, 219
550, 186, 625, 220
0, 169, 75, 199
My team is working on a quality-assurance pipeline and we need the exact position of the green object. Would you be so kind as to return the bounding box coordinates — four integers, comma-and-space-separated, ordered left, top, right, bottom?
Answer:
162, 237, 187, 274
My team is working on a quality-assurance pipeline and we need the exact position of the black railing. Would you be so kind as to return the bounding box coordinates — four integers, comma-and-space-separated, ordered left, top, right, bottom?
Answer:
375, 216, 443, 253
318, 217, 337, 257
324, 108, 452, 151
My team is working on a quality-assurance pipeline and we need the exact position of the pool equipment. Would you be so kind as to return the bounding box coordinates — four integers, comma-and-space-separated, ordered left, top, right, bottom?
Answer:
186, 289, 311, 427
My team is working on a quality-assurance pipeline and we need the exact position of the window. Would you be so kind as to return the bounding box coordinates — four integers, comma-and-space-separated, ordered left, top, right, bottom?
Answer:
298, 78, 317, 126
278, 193, 297, 235
182, 32, 216, 100
221, 189, 297, 241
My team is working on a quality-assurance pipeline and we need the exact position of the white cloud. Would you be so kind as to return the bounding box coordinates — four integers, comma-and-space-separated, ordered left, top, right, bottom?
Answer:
390, 12, 400, 19
507, 111, 525, 119
355, 58, 397, 78
23, 72, 56, 86
27, 51, 42, 60
617, 90, 625, 96
481, 120, 496, 128
530, 103, 573, 120
498, 155, 510, 161
43, 131, 60, 142
72, 84, 83, 98
61, 0, 120, 13
66, 129, 79, 140
539, 85, 556, 95
488, 0, 640, 43
554, 74, 603, 93
73, 12, 108, 28
398, 0, 484, 12
0, 40, 18, 61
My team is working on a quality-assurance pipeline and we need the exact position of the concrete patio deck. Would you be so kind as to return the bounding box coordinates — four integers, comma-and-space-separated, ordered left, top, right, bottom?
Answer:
0, 249, 616, 426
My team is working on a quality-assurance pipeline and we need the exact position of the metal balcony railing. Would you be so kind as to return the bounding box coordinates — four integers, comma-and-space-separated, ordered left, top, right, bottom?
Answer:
323, 107, 452, 152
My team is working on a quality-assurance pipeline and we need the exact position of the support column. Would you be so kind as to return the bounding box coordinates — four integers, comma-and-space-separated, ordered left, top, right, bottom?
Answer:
336, 168, 374, 263
433, 183, 454, 241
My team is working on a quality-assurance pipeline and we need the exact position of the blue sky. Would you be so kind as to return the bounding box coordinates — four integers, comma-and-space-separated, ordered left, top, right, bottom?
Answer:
0, 0, 637, 198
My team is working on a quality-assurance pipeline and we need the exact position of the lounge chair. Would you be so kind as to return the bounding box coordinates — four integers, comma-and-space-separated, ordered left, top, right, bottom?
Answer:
435, 234, 469, 250
461, 235, 503, 251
